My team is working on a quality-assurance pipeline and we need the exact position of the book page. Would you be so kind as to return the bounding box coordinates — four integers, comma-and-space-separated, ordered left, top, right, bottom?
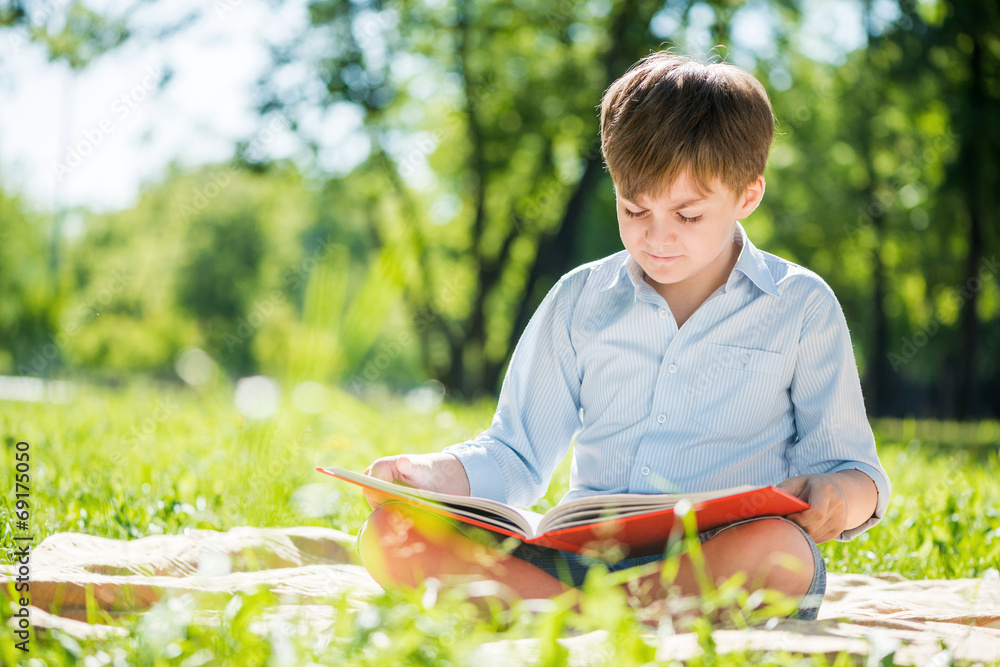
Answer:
319, 466, 539, 536
537, 485, 759, 534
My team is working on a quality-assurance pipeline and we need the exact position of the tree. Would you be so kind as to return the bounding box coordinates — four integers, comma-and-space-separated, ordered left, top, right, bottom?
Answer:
260, 0, 796, 398
864, 0, 1000, 417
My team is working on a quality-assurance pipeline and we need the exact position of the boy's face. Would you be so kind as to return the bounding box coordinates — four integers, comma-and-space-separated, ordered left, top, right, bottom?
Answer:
616, 171, 765, 298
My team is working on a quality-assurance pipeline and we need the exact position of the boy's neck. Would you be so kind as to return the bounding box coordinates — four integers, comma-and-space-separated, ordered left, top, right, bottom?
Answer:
644, 238, 742, 325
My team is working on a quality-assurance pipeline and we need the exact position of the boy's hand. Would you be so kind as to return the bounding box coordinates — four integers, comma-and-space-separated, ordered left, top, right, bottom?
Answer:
363, 453, 471, 510
777, 470, 877, 543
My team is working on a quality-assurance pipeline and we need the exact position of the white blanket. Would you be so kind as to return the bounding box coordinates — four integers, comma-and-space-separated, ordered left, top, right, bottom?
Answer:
4, 527, 999, 664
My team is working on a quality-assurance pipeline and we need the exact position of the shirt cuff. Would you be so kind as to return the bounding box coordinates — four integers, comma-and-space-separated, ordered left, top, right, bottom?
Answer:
827, 461, 891, 541
443, 442, 508, 504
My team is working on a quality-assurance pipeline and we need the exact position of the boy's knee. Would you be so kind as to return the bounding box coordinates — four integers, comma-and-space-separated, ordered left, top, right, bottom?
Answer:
745, 518, 815, 594
357, 502, 427, 586
358, 502, 413, 555
357, 502, 457, 565
713, 518, 815, 596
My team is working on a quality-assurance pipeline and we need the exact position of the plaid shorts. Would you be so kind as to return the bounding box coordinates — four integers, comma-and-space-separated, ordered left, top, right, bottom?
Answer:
452, 513, 826, 620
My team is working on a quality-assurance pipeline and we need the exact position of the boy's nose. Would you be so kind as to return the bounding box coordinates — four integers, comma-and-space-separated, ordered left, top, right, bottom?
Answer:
646, 219, 678, 247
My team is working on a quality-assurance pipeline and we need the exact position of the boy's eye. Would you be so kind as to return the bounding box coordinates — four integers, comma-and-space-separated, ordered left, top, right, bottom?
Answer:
623, 208, 702, 223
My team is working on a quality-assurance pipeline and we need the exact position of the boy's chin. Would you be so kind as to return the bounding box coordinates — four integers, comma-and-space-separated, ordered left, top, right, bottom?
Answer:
642, 265, 690, 287
642, 257, 685, 276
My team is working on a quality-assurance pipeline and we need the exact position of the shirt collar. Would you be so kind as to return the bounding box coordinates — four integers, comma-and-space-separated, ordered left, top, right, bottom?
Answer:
599, 221, 781, 297
728, 221, 781, 296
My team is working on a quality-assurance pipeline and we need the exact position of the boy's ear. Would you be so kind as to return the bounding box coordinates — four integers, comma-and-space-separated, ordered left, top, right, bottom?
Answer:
737, 175, 766, 219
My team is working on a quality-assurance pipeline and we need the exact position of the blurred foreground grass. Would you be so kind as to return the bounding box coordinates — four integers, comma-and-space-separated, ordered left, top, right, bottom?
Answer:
2, 382, 999, 665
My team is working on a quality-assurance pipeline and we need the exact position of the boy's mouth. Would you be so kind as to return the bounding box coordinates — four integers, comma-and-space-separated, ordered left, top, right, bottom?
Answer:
647, 252, 680, 262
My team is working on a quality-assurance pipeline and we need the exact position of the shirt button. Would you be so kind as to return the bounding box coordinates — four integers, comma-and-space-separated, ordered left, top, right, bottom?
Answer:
658, 309, 668, 319
668, 363, 677, 373
656, 413, 666, 423
641, 466, 650, 476
741, 353, 750, 364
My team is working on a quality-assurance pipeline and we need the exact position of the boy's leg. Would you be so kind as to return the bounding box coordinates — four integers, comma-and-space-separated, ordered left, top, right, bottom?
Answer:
357, 501, 578, 604
359, 505, 824, 620
619, 517, 820, 616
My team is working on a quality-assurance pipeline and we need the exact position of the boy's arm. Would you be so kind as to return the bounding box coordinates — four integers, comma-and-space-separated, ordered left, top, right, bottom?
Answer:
441, 277, 584, 506
362, 277, 583, 508
783, 289, 890, 542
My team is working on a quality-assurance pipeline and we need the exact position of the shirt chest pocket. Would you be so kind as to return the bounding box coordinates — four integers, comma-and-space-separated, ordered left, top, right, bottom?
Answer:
687, 344, 788, 437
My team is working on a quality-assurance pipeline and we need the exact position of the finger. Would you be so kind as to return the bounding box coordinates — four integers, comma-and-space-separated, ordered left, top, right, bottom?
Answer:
809, 515, 841, 543
367, 459, 398, 484
363, 460, 399, 510
798, 502, 845, 542
810, 501, 848, 543
777, 476, 805, 496
395, 455, 432, 488
782, 509, 807, 529
786, 513, 823, 542
396, 455, 413, 477
789, 507, 826, 536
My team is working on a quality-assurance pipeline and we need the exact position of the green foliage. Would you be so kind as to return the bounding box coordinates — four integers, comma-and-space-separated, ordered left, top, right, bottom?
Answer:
0, 0, 129, 69
262, 0, 683, 396
0, 190, 57, 375
823, 435, 1000, 579
1, 384, 999, 665
4, 0, 1000, 414
46, 162, 411, 384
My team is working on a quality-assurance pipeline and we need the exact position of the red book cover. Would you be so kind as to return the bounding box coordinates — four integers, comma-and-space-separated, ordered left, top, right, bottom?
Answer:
522, 486, 809, 557
319, 466, 809, 559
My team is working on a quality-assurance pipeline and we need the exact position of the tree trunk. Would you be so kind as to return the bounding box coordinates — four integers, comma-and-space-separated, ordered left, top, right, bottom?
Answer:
503, 0, 654, 371
956, 36, 985, 419
860, 1, 892, 417
508, 154, 606, 364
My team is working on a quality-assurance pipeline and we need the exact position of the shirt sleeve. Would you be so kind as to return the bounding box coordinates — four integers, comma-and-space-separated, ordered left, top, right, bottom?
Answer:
788, 288, 891, 541
443, 277, 583, 507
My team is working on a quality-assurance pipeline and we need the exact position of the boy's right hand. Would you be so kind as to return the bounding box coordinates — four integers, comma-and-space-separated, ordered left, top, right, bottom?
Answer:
363, 453, 471, 509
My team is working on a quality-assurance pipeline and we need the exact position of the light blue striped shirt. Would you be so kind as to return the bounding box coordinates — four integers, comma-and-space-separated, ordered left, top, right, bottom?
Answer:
445, 222, 889, 541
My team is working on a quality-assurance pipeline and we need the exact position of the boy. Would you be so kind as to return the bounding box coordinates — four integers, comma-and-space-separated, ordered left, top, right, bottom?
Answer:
357, 52, 889, 621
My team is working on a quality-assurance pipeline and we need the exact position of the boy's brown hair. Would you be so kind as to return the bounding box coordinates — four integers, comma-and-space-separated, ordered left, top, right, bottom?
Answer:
599, 51, 775, 202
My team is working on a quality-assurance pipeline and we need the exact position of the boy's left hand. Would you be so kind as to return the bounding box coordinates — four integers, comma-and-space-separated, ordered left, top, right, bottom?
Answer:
778, 470, 877, 543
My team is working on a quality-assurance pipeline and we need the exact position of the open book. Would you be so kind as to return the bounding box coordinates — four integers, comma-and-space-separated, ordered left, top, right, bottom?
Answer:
319, 466, 809, 559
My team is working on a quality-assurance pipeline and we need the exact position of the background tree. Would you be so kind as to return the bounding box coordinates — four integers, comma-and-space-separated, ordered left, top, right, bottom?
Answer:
259, 0, 807, 398
1, 0, 998, 417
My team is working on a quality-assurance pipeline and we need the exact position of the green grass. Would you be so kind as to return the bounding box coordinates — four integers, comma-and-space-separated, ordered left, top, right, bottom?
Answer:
2, 381, 999, 665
